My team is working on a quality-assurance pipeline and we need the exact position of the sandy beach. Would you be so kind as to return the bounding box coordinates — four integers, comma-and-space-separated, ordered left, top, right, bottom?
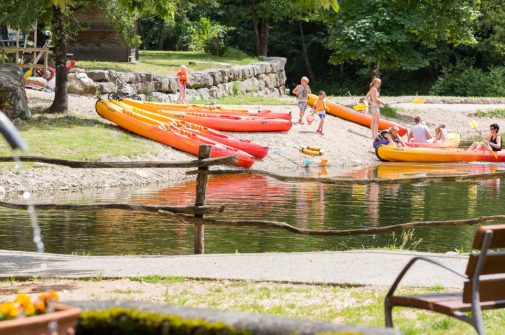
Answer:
1, 90, 505, 196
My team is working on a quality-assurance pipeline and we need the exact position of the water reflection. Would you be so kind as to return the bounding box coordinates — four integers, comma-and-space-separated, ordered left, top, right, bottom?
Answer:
1, 163, 505, 255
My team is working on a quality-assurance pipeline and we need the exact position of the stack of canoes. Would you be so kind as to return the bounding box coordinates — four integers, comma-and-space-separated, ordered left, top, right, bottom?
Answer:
95, 99, 292, 168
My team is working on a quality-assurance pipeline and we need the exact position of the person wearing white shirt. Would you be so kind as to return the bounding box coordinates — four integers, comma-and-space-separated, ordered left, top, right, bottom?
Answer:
408, 116, 433, 143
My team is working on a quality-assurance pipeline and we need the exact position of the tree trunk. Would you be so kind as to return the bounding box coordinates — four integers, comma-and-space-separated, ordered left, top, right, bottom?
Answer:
49, 5, 68, 113
0, 25, 8, 41
136, 18, 143, 59
299, 21, 315, 82
256, 18, 269, 57
370, 61, 380, 80
158, 20, 165, 50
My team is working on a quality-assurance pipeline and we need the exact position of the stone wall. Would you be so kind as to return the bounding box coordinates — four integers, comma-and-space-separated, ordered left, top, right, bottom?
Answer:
84, 57, 287, 101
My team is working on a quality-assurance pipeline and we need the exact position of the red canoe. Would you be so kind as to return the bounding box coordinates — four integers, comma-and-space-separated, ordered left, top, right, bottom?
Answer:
95, 100, 255, 168
122, 99, 292, 121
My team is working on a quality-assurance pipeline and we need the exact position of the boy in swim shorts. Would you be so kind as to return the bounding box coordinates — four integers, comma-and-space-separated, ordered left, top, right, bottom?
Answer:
313, 91, 327, 134
293, 76, 311, 124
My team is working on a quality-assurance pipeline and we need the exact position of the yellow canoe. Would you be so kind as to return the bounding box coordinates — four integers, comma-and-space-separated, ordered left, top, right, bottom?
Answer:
376, 145, 505, 162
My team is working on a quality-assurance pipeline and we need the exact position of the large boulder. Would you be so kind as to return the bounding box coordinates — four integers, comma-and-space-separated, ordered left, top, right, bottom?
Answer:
68, 73, 97, 95
87, 70, 110, 82
0, 64, 31, 120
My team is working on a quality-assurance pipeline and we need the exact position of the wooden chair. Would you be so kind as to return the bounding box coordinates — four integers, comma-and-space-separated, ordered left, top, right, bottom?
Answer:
384, 224, 505, 334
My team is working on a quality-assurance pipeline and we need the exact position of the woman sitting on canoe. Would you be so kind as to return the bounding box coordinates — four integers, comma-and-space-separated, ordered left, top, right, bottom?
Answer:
373, 126, 407, 149
468, 123, 502, 152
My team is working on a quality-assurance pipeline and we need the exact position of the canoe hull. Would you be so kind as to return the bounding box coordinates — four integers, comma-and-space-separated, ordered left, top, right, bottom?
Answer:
111, 101, 269, 158
376, 145, 505, 163
95, 100, 255, 168
122, 99, 292, 121
307, 94, 407, 136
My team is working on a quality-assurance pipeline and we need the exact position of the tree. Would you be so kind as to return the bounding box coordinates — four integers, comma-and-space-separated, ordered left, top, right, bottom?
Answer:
0, 0, 177, 113
474, 0, 505, 66
326, 0, 480, 79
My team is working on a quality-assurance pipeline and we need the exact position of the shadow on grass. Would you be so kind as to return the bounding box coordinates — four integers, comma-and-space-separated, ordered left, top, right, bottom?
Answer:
17, 115, 108, 131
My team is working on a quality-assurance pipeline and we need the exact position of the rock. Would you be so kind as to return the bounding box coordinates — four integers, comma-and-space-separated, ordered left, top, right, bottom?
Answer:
68, 73, 98, 95
87, 70, 110, 82
197, 88, 210, 100
151, 92, 173, 102
208, 70, 222, 85
209, 86, 221, 99
0, 64, 31, 119
186, 89, 200, 101
241, 79, 253, 93
98, 82, 117, 94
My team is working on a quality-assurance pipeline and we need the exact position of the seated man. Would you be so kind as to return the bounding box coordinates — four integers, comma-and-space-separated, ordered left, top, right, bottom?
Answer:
408, 116, 433, 143
373, 126, 407, 149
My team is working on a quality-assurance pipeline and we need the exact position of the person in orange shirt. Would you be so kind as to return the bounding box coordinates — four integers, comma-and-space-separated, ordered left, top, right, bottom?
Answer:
312, 91, 327, 135
177, 65, 189, 104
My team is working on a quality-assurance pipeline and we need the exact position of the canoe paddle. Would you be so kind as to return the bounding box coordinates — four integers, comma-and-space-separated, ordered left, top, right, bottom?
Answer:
469, 120, 498, 159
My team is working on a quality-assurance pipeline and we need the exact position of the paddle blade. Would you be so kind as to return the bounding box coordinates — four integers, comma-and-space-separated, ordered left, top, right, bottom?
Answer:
353, 104, 367, 111
410, 97, 426, 104
469, 120, 479, 130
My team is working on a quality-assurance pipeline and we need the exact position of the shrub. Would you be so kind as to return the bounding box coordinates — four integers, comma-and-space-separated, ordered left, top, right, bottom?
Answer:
76, 308, 248, 335
231, 81, 242, 95
223, 47, 249, 59
430, 62, 505, 97
381, 105, 398, 118
188, 18, 229, 56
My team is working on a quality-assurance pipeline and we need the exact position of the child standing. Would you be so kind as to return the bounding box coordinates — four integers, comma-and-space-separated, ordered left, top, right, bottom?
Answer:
177, 65, 189, 104
313, 91, 327, 135
293, 76, 311, 124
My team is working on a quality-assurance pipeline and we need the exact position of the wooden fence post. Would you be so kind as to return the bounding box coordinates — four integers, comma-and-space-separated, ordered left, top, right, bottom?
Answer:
194, 145, 211, 254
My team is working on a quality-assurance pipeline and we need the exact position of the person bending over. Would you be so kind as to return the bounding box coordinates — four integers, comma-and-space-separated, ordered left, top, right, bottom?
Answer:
373, 126, 407, 149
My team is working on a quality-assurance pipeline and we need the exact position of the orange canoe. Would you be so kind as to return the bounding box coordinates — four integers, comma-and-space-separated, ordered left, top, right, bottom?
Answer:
112, 100, 269, 159
122, 99, 292, 121
95, 100, 255, 168
307, 94, 407, 136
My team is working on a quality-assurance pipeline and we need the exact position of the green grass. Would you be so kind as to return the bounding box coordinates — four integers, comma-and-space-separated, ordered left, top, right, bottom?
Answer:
156, 279, 505, 335
0, 115, 161, 162
381, 105, 398, 118
192, 95, 290, 105
474, 109, 505, 118
111, 288, 144, 294
78, 50, 260, 77
131, 275, 186, 284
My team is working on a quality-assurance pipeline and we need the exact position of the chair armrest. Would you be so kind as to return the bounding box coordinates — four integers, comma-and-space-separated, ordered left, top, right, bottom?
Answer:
385, 256, 467, 299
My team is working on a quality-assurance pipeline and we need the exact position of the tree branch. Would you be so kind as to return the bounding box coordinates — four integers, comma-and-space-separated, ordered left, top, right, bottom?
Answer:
0, 155, 237, 168
0, 202, 224, 215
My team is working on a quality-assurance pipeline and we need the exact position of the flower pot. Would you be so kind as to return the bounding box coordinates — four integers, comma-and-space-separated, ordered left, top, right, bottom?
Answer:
0, 304, 81, 335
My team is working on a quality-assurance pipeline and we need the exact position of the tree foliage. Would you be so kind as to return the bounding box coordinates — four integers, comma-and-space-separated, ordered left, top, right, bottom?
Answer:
326, 0, 480, 73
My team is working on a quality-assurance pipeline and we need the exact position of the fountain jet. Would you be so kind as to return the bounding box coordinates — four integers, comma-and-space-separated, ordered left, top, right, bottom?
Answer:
0, 112, 28, 151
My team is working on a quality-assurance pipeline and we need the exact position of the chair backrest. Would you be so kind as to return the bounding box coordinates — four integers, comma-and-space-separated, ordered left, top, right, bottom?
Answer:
463, 224, 505, 303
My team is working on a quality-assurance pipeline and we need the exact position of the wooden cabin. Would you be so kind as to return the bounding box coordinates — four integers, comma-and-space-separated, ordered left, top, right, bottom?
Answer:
68, 6, 137, 62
